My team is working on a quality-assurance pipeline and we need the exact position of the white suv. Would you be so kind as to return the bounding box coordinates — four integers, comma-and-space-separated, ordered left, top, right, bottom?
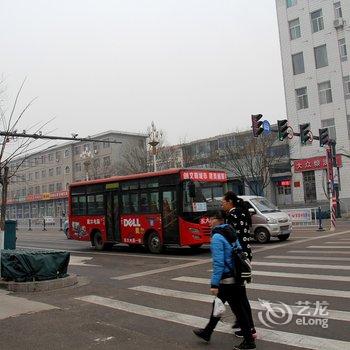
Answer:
240, 196, 292, 244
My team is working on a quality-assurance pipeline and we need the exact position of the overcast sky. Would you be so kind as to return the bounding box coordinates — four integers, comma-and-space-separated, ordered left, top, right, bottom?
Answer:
1, 0, 285, 145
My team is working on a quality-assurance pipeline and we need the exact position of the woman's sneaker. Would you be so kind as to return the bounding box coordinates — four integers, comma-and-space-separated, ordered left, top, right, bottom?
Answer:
233, 339, 256, 349
234, 329, 257, 339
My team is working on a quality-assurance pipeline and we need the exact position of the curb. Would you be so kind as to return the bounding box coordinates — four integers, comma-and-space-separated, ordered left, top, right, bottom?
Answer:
0, 274, 78, 293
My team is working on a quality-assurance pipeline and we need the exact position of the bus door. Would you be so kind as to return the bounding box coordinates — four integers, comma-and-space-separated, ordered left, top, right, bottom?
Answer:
106, 191, 120, 242
161, 188, 179, 244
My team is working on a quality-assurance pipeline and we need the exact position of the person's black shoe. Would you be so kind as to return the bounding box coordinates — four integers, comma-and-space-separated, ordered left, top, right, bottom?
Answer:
234, 329, 257, 339
193, 328, 211, 342
233, 339, 256, 349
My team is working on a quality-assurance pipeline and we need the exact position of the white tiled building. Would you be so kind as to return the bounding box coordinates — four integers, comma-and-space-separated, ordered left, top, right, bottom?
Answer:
276, 0, 350, 208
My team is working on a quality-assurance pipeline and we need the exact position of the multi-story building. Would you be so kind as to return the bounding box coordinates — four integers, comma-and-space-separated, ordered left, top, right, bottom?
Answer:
6, 130, 147, 219
276, 0, 350, 208
163, 129, 291, 206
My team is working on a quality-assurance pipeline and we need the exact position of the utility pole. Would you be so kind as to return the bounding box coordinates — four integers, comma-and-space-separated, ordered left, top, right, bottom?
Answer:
148, 121, 162, 172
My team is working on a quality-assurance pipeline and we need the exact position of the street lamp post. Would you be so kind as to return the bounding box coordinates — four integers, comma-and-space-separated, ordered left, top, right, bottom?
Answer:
80, 148, 93, 181
148, 121, 162, 172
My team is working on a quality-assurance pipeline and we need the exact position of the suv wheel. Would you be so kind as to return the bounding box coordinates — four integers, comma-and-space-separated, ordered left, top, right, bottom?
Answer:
255, 228, 270, 244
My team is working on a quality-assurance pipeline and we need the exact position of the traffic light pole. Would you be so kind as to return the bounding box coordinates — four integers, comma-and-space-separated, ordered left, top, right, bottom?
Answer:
326, 142, 337, 232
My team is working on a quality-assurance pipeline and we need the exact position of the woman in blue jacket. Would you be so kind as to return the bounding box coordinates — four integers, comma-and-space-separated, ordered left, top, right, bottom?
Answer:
193, 211, 256, 350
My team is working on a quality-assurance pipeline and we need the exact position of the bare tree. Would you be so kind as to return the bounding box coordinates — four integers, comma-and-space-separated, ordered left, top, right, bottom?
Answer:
211, 132, 289, 196
0, 79, 49, 230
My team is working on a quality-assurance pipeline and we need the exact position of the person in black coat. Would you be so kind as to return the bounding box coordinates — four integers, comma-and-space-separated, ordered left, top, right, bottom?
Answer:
222, 191, 256, 340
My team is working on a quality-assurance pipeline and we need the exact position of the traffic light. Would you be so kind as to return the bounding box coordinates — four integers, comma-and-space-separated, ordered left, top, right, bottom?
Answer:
300, 123, 311, 145
251, 114, 264, 137
319, 128, 329, 147
277, 119, 289, 141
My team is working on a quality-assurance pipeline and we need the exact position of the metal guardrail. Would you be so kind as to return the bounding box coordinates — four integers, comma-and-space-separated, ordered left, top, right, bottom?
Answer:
15, 218, 64, 231
281, 207, 319, 227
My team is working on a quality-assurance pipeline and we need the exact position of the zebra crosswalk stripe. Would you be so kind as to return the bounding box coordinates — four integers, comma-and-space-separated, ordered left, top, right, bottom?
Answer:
307, 246, 350, 249
288, 250, 350, 255
75, 295, 350, 350
207, 269, 350, 282
129, 285, 350, 322
172, 276, 350, 298
252, 261, 350, 270
266, 255, 350, 262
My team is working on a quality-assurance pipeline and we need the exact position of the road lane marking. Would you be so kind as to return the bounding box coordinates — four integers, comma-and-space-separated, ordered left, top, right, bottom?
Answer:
288, 250, 350, 255
70, 256, 100, 267
266, 255, 350, 262
253, 229, 350, 254
0, 290, 58, 320
252, 261, 350, 271
173, 277, 350, 298
16, 245, 200, 261
111, 259, 211, 280
75, 295, 350, 350
129, 285, 350, 322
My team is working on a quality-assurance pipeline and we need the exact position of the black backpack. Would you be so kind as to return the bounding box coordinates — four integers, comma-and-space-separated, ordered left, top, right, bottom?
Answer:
231, 243, 252, 284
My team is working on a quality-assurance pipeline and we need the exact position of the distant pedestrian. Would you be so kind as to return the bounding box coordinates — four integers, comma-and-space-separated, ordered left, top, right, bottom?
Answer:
192, 211, 256, 350
222, 191, 256, 340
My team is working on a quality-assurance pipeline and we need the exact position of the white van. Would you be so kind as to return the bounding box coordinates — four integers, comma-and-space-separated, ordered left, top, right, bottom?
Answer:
239, 196, 292, 244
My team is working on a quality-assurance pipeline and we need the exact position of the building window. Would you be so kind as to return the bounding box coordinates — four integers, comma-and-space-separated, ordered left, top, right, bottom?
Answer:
55, 151, 62, 162
292, 52, 305, 75
318, 81, 333, 105
64, 149, 70, 158
286, 0, 297, 7
42, 184, 47, 193
74, 146, 81, 155
289, 18, 301, 40
334, 2, 343, 18
314, 45, 328, 69
321, 118, 336, 140
103, 156, 111, 167
295, 87, 308, 110
347, 115, 350, 139
339, 38, 347, 61
42, 170, 46, 178
65, 166, 70, 174
311, 9, 324, 33
75, 163, 82, 172
93, 158, 100, 168
35, 171, 39, 180
49, 168, 54, 176
49, 184, 55, 192
343, 76, 350, 99
303, 171, 317, 203
56, 183, 62, 191
28, 173, 33, 181
103, 139, 110, 149
56, 166, 61, 176
48, 154, 54, 162
35, 186, 40, 195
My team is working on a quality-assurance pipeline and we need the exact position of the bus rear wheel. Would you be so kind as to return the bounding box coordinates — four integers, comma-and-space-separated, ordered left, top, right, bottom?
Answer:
93, 231, 105, 251
147, 232, 163, 254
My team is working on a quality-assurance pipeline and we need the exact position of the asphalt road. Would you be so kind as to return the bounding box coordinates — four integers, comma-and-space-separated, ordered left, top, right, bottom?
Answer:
0, 225, 349, 350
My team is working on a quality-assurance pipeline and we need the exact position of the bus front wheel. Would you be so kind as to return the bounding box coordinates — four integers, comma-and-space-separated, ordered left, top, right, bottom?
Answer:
93, 231, 105, 251
147, 232, 163, 254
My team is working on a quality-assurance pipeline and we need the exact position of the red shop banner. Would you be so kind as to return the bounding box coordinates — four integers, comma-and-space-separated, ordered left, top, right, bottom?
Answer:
294, 155, 342, 173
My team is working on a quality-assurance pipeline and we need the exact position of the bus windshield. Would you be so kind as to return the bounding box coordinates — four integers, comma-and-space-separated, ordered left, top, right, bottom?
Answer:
182, 181, 226, 213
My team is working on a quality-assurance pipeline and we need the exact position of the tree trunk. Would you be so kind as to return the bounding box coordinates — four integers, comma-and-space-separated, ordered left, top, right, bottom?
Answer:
0, 166, 9, 231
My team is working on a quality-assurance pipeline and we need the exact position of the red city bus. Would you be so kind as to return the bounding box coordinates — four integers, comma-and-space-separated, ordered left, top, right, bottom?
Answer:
68, 168, 227, 253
